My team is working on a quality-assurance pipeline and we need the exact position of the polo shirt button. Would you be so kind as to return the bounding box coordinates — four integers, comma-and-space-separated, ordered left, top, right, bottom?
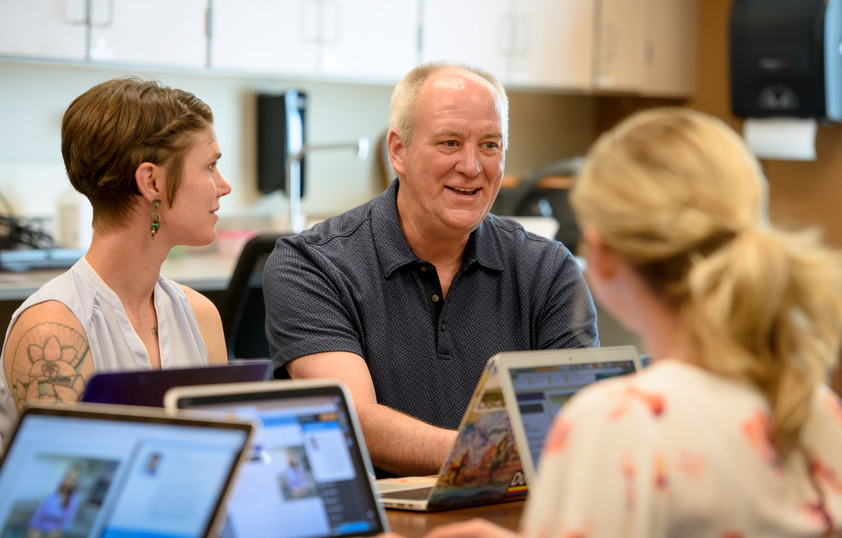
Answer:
420, 266, 427, 272
431, 294, 440, 303
440, 323, 446, 331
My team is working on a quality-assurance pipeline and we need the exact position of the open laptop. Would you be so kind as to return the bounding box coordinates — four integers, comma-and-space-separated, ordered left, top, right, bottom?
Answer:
376, 345, 641, 511
497, 345, 642, 484
81, 360, 274, 407
164, 379, 389, 538
0, 402, 254, 538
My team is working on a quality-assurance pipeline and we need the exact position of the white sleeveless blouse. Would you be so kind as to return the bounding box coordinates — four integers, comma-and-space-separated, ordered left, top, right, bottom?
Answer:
0, 259, 209, 446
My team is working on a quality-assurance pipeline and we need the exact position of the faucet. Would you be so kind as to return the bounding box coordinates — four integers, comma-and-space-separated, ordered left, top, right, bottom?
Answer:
285, 137, 369, 233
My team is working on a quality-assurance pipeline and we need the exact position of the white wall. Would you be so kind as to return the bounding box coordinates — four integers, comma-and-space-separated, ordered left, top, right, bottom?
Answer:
0, 60, 597, 227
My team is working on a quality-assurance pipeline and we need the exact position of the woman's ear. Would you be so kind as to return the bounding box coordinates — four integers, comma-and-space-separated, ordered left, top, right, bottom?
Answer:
387, 130, 407, 177
582, 227, 618, 281
135, 162, 163, 201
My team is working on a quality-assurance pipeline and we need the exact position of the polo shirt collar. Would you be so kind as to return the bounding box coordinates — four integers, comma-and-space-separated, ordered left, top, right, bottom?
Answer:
372, 179, 504, 277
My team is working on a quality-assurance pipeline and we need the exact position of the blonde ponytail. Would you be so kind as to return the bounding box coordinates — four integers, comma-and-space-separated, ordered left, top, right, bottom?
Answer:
685, 225, 842, 457
572, 107, 842, 459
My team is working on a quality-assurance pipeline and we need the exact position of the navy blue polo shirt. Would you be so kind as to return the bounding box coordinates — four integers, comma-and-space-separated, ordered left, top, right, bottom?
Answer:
264, 180, 599, 430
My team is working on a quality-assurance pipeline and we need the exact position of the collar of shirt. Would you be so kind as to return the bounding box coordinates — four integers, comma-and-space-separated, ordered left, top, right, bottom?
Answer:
371, 179, 504, 279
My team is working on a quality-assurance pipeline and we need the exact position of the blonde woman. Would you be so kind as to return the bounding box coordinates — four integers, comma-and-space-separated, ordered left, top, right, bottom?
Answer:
423, 108, 842, 537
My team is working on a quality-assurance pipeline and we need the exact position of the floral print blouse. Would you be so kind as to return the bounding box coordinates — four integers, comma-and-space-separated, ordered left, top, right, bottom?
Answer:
520, 360, 842, 537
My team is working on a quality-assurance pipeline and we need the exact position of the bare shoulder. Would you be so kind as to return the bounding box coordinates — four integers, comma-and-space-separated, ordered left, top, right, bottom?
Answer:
180, 284, 219, 322
180, 285, 227, 365
2, 301, 94, 413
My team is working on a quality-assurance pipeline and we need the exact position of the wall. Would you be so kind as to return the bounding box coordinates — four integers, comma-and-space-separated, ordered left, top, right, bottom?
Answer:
0, 60, 596, 231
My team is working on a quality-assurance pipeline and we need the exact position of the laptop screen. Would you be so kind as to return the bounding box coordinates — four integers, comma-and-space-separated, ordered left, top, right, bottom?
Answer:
169, 382, 387, 538
0, 405, 252, 538
508, 359, 638, 471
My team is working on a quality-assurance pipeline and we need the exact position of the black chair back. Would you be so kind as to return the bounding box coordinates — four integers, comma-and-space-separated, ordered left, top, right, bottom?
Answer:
220, 232, 291, 378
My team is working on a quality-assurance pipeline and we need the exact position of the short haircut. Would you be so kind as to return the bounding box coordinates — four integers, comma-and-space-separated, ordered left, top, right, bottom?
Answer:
389, 62, 509, 149
61, 77, 213, 229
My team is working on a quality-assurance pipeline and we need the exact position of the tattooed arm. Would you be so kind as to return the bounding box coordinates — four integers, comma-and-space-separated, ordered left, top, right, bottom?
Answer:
2, 301, 94, 414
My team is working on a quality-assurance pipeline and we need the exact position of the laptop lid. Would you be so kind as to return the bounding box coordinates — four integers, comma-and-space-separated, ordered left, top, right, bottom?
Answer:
81, 360, 274, 407
378, 355, 528, 512
0, 402, 254, 538
496, 345, 641, 484
163, 379, 389, 538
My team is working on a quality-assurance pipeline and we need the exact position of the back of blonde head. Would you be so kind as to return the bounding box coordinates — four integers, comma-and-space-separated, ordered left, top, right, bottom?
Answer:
571, 107, 842, 457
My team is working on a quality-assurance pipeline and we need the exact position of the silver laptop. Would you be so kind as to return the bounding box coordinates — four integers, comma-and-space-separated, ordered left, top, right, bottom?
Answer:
0, 402, 254, 538
376, 356, 528, 511
164, 379, 389, 538
497, 345, 641, 484
377, 346, 641, 511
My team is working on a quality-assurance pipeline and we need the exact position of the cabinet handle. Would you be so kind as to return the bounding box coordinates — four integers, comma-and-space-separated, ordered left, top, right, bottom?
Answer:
499, 13, 515, 56
89, 0, 114, 29
602, 22, 617, 70
515, 16, 531, 57
300, 0, 320, 44
63, 0, 87, 26
323, 0, 341, 46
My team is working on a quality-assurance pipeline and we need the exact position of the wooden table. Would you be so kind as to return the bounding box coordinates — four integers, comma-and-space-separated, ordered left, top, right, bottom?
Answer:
385, 500, 524, 537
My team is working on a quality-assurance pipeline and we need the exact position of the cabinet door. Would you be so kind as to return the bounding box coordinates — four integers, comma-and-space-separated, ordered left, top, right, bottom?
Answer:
642, 0, 697, 97
209, 0, 318, 75
0, 0, 87, 61
420, 0, 510, 80
317, 0, 419, 82
593, 0, 645, 91
88, 0, 208, 69
509, 0, 594, 90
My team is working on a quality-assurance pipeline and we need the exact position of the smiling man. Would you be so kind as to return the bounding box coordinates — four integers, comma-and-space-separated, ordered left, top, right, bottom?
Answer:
263, 63, 598, 477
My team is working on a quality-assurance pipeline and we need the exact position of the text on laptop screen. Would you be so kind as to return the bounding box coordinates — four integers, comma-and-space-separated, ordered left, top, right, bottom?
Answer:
510, 359, 638, 469
0, 412, 249, 538
180, 393, 382, 538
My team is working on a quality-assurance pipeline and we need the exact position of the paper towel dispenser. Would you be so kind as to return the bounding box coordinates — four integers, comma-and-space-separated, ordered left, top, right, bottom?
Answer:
730, 0, 842, 121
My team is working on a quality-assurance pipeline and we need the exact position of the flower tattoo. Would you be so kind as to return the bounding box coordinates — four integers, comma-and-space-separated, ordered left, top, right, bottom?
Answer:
9, 322, 91, 412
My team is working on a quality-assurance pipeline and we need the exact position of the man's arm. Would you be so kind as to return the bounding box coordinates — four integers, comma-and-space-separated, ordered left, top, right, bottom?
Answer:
2, 301, 94, 413
286, 351, 457, 476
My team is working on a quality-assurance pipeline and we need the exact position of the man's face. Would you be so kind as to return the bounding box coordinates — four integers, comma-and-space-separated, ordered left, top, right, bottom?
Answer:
391, 69, 506, 241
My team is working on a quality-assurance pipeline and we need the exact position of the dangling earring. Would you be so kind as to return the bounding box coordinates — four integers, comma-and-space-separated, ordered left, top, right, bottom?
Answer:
150, 200, 161, 239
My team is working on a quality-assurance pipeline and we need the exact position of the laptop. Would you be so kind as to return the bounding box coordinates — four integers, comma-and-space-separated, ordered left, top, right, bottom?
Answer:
0, 402, 254, 538
497, 345, 642, 484
163, 379, 389, 538
376, 345, 641, 511
81, 360, 274, 407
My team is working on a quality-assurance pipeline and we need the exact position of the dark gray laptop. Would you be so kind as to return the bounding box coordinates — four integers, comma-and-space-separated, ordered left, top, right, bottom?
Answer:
81, 360, 273, 407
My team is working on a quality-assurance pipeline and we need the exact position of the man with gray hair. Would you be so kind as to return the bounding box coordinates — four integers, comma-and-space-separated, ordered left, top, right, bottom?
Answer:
264, 62, 598, 477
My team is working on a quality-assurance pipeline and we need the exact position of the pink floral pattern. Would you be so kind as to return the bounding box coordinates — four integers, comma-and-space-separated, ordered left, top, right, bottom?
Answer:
518, 361, 842, 537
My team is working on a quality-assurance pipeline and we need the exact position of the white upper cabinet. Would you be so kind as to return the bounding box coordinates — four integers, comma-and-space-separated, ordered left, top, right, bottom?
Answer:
594, 0, 697, 96
508, 0, 594, 90
210, 0, 419, 82
421, 0, 595, 91
593, 0, 646, 92
420, 0, 511, 80
0, 0, 88, 61
0, 0, 208, 69
641, 0, 698, 97
87, 0, 209, 69
316, 0, 419, 81
209, 0, 317, 76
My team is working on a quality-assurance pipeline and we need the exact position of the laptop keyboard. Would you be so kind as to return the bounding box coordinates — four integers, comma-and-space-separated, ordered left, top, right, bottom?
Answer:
382, 486, 434, 500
